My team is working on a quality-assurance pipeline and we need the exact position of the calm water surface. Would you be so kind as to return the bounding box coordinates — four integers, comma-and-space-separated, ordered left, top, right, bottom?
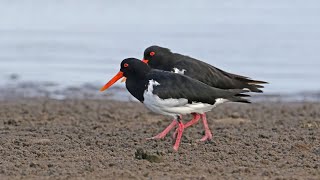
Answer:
0, 0, 320, 94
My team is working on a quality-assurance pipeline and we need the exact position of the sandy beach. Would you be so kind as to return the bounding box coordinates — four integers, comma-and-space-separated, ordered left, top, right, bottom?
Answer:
0, 98, 319, 179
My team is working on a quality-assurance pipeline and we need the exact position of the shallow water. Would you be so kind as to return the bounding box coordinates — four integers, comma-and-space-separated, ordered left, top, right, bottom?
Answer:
0, 0, 320, 94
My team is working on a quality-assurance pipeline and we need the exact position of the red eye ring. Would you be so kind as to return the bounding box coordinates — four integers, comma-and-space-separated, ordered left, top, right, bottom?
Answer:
150, 51, 155, 56
124, 63, 129, 67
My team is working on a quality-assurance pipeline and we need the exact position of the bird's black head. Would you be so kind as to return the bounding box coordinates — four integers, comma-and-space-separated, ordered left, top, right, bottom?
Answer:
143, 45, 173, 68
100, 58, 151, 92
120, 58, 151, 78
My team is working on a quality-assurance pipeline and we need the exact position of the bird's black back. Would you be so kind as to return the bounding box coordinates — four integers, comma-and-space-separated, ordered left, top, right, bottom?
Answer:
165, 53, 266, 92
146, 69, 249, 104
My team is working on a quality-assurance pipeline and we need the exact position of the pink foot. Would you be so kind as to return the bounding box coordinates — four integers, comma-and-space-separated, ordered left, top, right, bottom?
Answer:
172, 113, 200, 139
146, 120, 177, 140
199, 113, 213, 142
199, 131, 213, 141
173, 121, 184, 151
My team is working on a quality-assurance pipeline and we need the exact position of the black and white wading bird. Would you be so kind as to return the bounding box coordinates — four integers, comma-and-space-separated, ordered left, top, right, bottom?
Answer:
100, 58, 250, 151
142, 45, 268, 142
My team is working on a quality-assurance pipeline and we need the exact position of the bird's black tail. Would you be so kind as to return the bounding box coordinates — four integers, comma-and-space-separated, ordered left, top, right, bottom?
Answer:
218, 68, 268, 93
244, 79, 268, 93
226, 89, 251, 103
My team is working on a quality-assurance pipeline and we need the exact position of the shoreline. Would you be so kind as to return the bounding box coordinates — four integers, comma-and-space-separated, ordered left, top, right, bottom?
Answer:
1, 81, 320, 102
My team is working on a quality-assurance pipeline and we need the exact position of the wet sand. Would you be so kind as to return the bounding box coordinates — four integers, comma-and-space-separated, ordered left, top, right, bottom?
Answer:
0, 99, 319, 179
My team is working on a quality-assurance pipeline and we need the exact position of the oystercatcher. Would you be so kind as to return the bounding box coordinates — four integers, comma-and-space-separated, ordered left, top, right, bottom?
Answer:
100, 58, 250, 151
142, 45, 267, 141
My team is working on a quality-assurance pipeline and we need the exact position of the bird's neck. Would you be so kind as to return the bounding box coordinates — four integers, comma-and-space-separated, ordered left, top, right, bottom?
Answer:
125, 76, 148, 102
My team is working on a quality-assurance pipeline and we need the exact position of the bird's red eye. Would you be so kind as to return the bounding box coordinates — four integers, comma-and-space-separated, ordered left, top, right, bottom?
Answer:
124, 63, 129, 67
150, 51, 155, 56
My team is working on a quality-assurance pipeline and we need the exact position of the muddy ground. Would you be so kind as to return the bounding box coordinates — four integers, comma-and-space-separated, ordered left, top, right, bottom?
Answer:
0, 98, 319, 179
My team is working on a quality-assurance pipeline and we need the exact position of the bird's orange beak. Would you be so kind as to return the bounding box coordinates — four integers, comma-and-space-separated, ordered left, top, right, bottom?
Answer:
142, 59, 149, 64
100, 71, 124, 91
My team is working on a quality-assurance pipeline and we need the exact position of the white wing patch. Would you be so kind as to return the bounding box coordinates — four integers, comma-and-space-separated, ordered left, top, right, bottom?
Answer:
145, 79, 160, 92
143, 80, 228, 118
172, 68, 186, 74
215, 98, 228, 105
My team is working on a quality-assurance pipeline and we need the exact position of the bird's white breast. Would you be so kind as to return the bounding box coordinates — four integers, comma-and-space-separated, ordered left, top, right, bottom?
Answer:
143, 80, 227, 118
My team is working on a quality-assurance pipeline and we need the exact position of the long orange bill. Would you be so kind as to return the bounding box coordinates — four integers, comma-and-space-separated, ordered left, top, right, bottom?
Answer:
142, 59, 149, 64
100, 71, 124, 91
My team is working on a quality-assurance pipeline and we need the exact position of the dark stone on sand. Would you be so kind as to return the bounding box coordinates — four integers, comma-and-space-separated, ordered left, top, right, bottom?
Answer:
135, 148, 163, 163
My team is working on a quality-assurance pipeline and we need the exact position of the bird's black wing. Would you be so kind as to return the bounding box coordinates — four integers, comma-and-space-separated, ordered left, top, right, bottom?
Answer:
147, 70, 250, 105
172, 53, 267, 92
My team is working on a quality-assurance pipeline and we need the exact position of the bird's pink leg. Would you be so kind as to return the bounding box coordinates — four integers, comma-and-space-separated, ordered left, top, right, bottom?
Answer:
184, 113, 201, 128
173, 116, 184, 151
199, 113, 213, 141
172, 113, 201, 139
146, 120, 177, 140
